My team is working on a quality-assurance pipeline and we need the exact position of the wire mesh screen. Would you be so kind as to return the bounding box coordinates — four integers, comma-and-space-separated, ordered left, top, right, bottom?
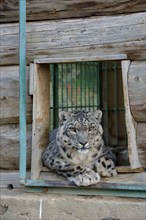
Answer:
49, 61, 128, 159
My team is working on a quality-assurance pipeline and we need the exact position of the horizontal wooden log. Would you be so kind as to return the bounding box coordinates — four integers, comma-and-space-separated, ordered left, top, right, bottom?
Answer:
0, 124, 32, 170
137, 123, 146, 169
0, 0, 146, 23
128, 62, 146, 122
0, 13, 146, 65
0, 66, 32, 125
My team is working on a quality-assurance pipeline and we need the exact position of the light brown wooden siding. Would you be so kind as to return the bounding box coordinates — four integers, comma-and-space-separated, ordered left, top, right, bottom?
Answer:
0, 0, 146, 23
128, 62, 146, 122
0, 66, 32, 125
1, 13, 146, 66
0, 124, 32, 170
137, 123, 146, 169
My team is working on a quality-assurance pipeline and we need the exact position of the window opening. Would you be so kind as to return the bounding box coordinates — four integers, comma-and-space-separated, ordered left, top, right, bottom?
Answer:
49, 61, 128, 166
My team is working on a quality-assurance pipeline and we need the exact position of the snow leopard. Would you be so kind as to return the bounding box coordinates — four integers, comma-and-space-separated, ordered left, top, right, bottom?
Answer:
42, 110, 117, 186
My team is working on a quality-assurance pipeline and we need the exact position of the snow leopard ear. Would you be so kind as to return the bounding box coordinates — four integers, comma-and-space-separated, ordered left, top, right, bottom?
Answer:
59, 111, 71, 125
93, 110, 102, 123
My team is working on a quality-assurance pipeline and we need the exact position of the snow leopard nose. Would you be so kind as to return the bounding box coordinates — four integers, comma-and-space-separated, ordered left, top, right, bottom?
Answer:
79, 141, 88, 147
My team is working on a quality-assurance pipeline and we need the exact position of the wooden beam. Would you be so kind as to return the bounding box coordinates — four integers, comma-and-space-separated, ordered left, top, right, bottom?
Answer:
1, 171, 146, 190
128, 61, 146, 122
1, 12, 146, 65
0, 124, 32, 170
31, 64, 50, 180
0, 0, 146, 23
121, 61, 142, 169
0, 66, 32, 125
34, 54, 127, 64
117, 166, 144, 173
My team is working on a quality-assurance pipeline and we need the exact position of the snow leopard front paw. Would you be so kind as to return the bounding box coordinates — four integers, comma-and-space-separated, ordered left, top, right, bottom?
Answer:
95, 157, 117, 177
68, 169, 100, 186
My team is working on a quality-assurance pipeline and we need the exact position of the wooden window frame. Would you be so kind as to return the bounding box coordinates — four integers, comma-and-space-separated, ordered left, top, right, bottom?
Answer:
29, 57, 142, 181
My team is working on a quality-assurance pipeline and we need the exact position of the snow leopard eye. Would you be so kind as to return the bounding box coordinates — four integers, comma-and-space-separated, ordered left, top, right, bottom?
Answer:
69, 127, 76, 133
88, 124, 95, 132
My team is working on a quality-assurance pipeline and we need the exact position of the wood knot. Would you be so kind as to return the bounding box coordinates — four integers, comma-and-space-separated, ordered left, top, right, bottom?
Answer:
134, 76, 139, 82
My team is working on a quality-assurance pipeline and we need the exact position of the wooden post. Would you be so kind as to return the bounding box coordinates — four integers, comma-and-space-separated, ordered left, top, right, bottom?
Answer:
121, 61, 142, 169
30, 64, 50, 179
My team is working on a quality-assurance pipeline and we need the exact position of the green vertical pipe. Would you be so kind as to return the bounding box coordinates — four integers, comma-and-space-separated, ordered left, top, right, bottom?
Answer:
19, 0, 27, 182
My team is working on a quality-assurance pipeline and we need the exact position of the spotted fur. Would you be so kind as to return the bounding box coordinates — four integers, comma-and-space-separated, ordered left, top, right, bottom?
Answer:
42, 110, 117, 186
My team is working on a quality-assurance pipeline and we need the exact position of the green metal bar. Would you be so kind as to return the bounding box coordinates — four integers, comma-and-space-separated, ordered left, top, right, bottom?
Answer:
26, 186, 146, 199
53, 64, 59, 128
61, 64, 64, 110
97, 62, 100, 109
70, 63, 73, 110
66, 64, 68, 110
88, 63, 91, 111
114, 62, 118, 146
80, 63, 82, 108
105, 62, 109, 145
25, 179, 146, 191
75, 64, 78, 108
84, 63, 87, 110
19, 0, 27, 182
91, 63, 94, 111
99, 62, 103, 112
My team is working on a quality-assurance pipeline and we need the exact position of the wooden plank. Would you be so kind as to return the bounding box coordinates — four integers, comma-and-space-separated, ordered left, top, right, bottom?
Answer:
29, 63, 34, 95
137, 123, 146, 169
39, 171, 146, 187
0, 0, 146, 23
34, 54, 127, 63
1, 12, 146, 65
117, 166, 144, 173
0, 171, 25, 189
1, 171, 146, 189
128, 61, 146, 122
0, 66, 32, 125
42, 166, 144, 174
121, 61, 142, 169
31, 64, 50, 180
0, 124, 32, 170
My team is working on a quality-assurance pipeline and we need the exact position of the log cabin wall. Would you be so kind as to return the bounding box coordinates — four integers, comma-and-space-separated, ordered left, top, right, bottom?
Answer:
0, 0, 146, 170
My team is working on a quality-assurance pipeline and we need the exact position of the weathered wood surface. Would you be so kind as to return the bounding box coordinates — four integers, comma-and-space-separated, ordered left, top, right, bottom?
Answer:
0, 171, 24, 189
40, 171, 146, 187
0, 124, 32, 170
121, 61, 141, 169
1, 0, 146, 23
1, 171, 146, 189
128, 62, 146, 122
1, 13, 146, 65
137, 123, 146, 169
0, 66, 32, 125
43, 166, 144, 173
31, 64, 50, 180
